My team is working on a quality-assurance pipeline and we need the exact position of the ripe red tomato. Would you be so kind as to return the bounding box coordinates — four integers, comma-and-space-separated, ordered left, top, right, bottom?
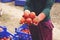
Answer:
22, 29, 30, 34
20, 17, 25, 24
7, 37, 11, 40
29, 12, 36, 19
3, 37, 7, 40
23, 11, 30, 19
26, 18, 32, 24
25, 30, 29, 34
33, 17, 38, 24
22, 30, 25, 32
1, 39, 4, 40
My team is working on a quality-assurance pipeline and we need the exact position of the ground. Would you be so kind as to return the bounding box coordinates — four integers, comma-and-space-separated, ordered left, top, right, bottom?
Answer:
0, 2, 60, 40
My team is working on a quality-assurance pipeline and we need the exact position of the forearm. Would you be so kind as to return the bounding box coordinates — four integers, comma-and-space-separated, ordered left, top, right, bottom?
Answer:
38, 0, 55, 22
42, 0, 55, 17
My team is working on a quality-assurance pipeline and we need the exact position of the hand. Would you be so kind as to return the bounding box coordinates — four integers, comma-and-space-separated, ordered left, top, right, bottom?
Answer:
33, 16, 40, 26
33, 12, 46, 26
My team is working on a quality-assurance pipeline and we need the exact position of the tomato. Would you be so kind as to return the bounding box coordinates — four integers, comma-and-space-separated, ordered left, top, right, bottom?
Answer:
26, 18, 32, 24
22, 29, 30, 34
23, 11, 30, 19
20, 17, 25, 24
7, 37, 11, 40
33, 17, 38, 24
25, 10, 30, 13
29, 12, 36, 19
3, 37, 7, 40
1, 39, 4, 40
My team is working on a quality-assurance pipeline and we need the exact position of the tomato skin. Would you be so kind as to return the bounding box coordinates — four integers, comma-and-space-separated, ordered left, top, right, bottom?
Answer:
29, 12, 36, 19
20, 17, 25, 24
23, 11, 30, 19
26, 18, 32, 24
3, 37, 7, 40
33, 17, 38, 24
3, 37, 11, 40
22, 29, 30, 34
23, 13, 29, 19
0, 39, 4, 40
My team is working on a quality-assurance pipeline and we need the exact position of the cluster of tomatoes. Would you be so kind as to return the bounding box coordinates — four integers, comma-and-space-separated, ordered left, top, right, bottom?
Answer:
20, 11, 38, 24
0, 37, 11, 40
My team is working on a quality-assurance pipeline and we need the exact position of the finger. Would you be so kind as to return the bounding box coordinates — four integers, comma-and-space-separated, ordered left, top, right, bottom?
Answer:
33, 23, 38, 26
